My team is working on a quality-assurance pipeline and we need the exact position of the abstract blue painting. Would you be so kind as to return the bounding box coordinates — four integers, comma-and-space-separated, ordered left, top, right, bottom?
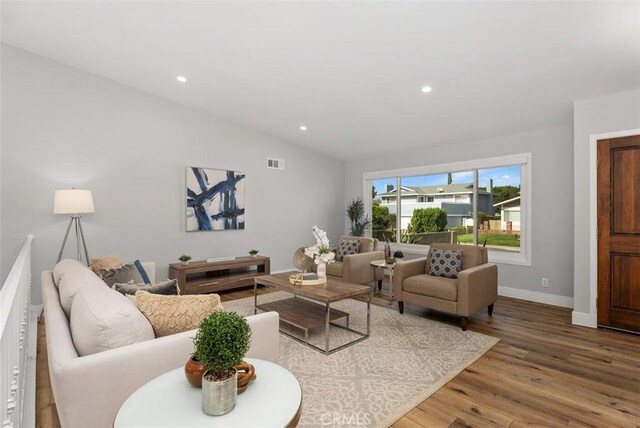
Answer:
185, 167, 245, 231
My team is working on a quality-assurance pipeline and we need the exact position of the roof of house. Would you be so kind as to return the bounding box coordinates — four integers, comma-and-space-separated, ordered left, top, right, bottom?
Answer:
378, 183, 491, 197
493, 196, 521, 207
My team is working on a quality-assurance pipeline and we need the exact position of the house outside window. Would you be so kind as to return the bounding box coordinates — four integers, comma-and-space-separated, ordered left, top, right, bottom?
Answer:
365, 153, 531, 266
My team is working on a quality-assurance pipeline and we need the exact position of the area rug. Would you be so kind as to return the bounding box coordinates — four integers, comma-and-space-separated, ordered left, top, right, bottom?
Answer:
224, 292, 499, 428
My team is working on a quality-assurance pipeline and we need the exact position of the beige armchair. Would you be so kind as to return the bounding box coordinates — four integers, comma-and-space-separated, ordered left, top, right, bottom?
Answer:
324, 235, 384, 285
392, 243, 497, 330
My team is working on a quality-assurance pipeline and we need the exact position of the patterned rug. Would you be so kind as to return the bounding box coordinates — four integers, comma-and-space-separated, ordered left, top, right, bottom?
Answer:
224, 292, 499, 428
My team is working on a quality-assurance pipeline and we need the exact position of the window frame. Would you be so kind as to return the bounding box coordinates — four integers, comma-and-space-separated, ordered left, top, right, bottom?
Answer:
364, 153, 532, 266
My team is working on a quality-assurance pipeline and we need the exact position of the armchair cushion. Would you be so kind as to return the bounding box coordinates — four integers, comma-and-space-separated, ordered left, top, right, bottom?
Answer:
327, 261, 344, 277
428, 249, 463, 278
336, 239, 360, 261
403, 274, 458, 301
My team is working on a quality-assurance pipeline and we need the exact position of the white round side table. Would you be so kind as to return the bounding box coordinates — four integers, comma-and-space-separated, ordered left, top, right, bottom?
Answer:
114, 358, 302, 428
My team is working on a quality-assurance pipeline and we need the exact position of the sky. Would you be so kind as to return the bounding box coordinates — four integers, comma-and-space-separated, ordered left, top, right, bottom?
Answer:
373, 165, 521, 194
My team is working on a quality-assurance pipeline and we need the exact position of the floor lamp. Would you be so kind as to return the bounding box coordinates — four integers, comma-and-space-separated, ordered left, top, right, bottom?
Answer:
54, 189, 95, 266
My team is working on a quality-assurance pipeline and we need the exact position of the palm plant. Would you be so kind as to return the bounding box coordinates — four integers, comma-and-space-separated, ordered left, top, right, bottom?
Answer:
345, 198, 371, 237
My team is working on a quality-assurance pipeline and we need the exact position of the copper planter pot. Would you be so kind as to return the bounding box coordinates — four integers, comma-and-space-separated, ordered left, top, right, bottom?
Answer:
184, 355, 256, 392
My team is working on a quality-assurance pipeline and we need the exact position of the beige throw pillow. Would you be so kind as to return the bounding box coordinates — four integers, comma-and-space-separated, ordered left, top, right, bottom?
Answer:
90, 255, 124, 277
136, 291, 224, 337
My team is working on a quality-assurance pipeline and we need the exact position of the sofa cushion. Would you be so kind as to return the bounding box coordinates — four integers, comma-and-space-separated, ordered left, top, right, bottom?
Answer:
54, 259, 108, 318
136, 291, 224, 337
336, 239, 360, 261
326, 261, 344, 277
70, 283, 155, 356
113, 279, 179, 296
403, 274, 458, 301
429, 249, 463, 278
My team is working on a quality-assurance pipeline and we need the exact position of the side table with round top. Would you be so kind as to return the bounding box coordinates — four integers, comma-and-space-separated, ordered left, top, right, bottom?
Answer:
115, 358, 302, 428
370, 259, 395, 300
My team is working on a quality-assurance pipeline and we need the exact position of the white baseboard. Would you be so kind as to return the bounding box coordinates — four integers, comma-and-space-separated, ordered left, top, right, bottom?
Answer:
498, 286, 573, 308
571, 311, 597, 328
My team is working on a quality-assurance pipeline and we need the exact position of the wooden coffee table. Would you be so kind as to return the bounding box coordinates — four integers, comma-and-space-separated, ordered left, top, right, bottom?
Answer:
254, 273, 371, 355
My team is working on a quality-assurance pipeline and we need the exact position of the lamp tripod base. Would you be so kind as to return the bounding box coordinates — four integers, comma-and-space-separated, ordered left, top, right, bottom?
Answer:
57, 216, 90, 266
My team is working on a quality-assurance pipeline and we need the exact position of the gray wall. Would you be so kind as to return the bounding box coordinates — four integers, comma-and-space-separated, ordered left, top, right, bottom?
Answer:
1, 46, 345, 303
573, 89, 640, 318
345, 124, 575, 300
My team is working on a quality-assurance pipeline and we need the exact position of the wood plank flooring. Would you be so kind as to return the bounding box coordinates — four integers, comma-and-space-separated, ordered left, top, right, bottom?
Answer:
36, 286, 640, 427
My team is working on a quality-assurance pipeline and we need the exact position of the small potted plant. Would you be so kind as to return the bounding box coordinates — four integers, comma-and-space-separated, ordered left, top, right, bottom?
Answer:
249, 249, 259, 258
193, 311, 251, 416
178, 255, 192, 265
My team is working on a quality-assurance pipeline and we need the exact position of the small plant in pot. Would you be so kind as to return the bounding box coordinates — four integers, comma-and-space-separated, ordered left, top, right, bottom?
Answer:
178, 255, 192, 265
193, 311, 251, 416
249, 249, 259, 258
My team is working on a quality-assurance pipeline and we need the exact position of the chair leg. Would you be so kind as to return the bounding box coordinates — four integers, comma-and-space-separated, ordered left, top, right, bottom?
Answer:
460, 317, 468, 331
398, 301, 404, 314
488, 303, 494, 316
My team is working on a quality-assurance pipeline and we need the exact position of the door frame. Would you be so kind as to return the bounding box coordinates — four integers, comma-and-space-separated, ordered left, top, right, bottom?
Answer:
584, 128, 640, 328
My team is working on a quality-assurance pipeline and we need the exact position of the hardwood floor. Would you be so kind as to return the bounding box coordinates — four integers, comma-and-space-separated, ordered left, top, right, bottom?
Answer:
36, 287, 640, 427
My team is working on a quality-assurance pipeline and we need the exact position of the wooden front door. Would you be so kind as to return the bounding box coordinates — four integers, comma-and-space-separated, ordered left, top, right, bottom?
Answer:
597, 134, 640, 333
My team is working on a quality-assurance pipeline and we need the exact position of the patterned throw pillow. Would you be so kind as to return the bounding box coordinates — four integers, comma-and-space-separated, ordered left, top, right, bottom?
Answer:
336, 239, 360, 261
90, 255, 124, 278
113, 279, 179, 296
428, 249, 463, 279
102, 261, 152, 286
136, 291, 224, 337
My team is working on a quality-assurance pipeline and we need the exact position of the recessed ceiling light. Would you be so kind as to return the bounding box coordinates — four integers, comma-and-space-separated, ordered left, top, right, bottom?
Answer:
176, 75, 187, 83
299, 125, 308, 132
421, 86, 432, 93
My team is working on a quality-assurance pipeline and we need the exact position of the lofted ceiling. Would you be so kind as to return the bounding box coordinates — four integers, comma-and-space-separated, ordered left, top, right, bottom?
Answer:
2, 1, 639, 161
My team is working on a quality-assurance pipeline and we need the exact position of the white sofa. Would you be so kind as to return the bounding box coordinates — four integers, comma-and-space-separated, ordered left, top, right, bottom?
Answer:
42, 260, 279, 428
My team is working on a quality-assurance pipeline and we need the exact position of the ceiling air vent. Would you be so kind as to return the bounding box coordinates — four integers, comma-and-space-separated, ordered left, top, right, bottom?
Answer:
267, 158, 285, 170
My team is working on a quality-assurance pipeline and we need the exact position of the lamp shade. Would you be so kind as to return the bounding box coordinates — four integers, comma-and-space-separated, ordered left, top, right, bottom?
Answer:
53, 189, 95, 214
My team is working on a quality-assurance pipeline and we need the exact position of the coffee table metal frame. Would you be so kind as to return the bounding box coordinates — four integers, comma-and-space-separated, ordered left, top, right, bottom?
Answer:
254, 274, 371, 355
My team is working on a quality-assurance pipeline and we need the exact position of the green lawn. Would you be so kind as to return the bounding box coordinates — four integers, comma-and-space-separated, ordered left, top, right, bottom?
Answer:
457, 233, 520, 247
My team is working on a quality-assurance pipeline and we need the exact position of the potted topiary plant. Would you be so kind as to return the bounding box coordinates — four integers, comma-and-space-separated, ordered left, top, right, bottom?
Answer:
193, 311, 251, 416
249, 249, 259, 258
178, 255, 192, 265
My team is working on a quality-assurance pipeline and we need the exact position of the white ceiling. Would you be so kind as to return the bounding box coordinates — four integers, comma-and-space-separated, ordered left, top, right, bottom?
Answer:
2, 1, 639, 161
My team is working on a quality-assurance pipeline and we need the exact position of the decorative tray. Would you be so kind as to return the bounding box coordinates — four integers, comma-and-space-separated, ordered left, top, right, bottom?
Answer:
289, 273, 326, 286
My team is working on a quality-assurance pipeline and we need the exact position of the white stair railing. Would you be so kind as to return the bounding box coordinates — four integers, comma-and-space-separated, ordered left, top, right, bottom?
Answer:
0, 235, 35, 428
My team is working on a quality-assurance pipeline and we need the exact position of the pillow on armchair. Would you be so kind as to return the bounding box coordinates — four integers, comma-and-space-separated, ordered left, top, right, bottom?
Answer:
428, 249, 463, 278
336, 239, 360, 261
